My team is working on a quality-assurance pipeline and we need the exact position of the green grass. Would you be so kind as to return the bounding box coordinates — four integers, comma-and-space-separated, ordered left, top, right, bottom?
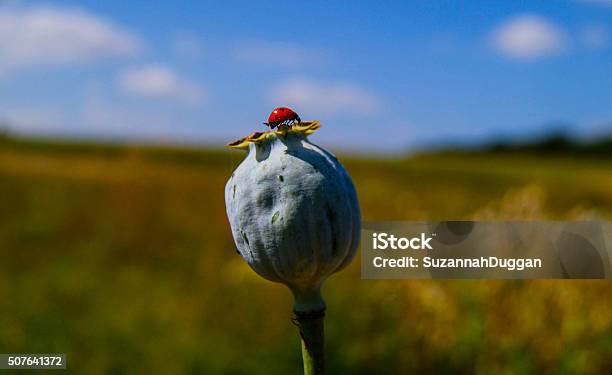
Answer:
0, 138, 610, 374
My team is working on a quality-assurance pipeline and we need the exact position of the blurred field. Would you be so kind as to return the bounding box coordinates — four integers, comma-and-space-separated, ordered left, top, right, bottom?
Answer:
0, 137, 610, 374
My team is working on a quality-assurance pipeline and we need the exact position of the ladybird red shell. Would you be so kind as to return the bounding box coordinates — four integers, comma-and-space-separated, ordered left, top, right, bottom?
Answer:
265, 107, 301, 128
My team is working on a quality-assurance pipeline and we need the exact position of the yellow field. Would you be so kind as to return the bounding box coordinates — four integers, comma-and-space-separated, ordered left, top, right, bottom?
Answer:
0, 139, 610, 374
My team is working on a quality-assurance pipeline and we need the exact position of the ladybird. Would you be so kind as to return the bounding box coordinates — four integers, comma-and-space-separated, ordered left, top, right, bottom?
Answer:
264, 107, 301, 129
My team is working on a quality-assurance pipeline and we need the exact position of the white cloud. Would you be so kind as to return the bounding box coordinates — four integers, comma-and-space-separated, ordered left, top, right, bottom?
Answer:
268, 77, 379, 116
492, 14, 566, 60
232, 40, 331, 68
581, 24, 609, 50
0, 5, 142, 73
116, 64, 206, 105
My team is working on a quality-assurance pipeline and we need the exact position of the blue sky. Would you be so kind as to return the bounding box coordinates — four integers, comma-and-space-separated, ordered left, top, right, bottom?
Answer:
0, 0, 611, 152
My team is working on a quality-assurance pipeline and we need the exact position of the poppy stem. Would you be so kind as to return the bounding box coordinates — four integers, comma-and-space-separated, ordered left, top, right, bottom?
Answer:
295, 310, 325, 375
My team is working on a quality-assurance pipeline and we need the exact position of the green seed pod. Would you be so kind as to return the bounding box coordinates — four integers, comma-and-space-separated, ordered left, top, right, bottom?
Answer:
225, 122, 360, 313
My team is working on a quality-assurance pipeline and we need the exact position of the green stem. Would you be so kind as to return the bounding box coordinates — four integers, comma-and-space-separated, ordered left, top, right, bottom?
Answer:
295, 311, 325, 375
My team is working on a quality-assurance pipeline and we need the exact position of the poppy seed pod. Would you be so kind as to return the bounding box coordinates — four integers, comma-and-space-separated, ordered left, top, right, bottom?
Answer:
225, 122, 360, 314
